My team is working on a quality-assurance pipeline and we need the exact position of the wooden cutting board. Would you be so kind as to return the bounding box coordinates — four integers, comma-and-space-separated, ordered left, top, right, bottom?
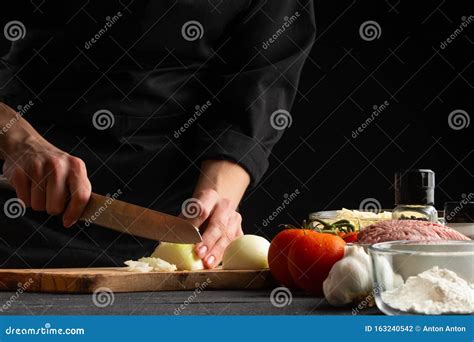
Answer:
0, 268, 274, 293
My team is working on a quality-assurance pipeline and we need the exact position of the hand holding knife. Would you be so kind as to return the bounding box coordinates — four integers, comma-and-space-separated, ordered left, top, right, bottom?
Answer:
0, 176, 201, 244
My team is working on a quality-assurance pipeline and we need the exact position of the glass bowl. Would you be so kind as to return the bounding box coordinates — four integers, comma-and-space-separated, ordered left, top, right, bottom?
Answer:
368, 240, 474, 315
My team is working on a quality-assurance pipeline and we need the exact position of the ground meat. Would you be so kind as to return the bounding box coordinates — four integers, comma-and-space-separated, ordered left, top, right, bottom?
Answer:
358, 220, 470, 244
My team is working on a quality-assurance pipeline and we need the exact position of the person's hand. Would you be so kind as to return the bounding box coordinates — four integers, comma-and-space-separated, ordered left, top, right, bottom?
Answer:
181, 188, 244, 269
0, 111, 91, 227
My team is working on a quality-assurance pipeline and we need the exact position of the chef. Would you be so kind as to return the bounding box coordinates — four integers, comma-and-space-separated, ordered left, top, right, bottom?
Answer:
0, 1, 315, 268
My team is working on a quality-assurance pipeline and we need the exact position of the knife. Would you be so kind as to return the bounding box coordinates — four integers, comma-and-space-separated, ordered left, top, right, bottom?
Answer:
0, 176, 202, 244
79, 193, 202, 244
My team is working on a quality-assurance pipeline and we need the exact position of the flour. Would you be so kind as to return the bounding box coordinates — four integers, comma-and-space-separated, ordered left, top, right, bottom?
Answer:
381, 266, 474, 314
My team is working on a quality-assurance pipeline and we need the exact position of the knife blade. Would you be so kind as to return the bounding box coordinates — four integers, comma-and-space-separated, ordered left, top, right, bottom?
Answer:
79, 193, 202, 244
0, 175, 201, 243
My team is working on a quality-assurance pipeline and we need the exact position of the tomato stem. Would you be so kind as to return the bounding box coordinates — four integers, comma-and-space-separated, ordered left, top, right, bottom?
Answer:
278, 219, 356, 237
304, 218, 356, 235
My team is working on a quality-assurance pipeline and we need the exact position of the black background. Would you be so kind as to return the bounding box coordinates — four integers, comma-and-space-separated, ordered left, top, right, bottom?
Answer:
0, 1, 472, 241
242, 1, 473, 239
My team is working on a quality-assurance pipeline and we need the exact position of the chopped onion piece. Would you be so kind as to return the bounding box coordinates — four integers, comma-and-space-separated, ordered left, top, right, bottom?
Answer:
138, 257, 177, 272
124, 260, 153, 273
124, 257, 177, 272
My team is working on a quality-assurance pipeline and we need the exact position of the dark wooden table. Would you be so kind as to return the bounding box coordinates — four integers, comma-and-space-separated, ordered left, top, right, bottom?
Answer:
0, 290, 381, 315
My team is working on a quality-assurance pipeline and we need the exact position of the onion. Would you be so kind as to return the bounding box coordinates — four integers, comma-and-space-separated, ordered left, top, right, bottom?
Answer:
124, 260, 153, 273
124, 257, 177, 272
151, 242, 204, 271
222, 235, 270, 270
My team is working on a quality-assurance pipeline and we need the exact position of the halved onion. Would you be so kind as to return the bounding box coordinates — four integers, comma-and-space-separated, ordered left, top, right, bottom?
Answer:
151, 242, 204, 271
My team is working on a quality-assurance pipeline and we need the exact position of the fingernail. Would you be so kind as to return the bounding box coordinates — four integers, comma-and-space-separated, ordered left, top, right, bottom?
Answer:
206, 255, 215, 266
197, 245, 207, 258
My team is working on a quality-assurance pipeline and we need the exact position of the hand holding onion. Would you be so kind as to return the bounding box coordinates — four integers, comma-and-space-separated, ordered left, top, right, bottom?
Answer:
180, 188, 244, 268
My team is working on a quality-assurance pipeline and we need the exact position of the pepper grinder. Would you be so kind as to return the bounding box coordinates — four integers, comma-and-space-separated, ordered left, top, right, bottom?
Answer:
392, 169, 438, 222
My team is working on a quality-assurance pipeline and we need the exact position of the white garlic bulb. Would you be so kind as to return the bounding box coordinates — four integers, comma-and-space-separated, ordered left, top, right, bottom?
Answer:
323, 245, 373, 306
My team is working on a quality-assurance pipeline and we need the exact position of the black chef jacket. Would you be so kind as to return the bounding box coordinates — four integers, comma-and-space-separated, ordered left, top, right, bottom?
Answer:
0, 1, 315, 267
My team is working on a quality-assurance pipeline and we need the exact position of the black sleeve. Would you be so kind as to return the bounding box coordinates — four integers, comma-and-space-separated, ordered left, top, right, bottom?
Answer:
0, 9, 35, 109
0, 19, 21, 107
196, 0, 316, 187
0, 59, 23, 108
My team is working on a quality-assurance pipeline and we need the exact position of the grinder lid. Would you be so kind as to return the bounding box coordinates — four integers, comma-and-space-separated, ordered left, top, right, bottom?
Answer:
395, 169, 435, 205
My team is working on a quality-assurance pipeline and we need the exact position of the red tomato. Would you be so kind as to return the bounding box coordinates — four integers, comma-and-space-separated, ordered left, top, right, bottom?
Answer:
268, 229, 317, 288
288, 233, 345, 296
341, 232, 358, 243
